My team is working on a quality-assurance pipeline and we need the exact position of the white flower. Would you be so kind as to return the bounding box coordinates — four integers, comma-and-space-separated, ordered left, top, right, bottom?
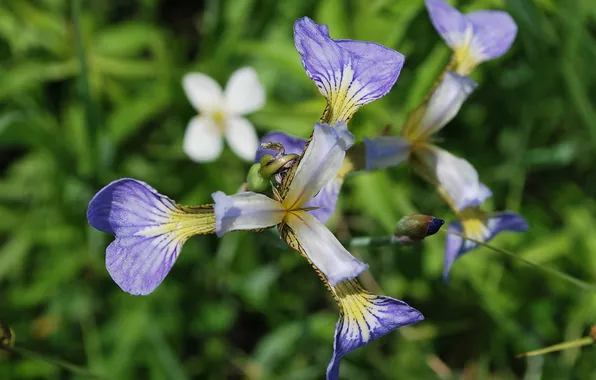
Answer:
182, 67, 265, 162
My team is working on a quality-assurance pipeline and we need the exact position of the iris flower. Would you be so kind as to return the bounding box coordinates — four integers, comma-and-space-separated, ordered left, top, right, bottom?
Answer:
182, 67, 265, 162
294, 17, 405, 124
365, 71, 490, 210
364, 72, 528, 279
87, 122, 423, 379
425, 0, 518, 75
213, 122, 423, 379
87, 17, 423, 379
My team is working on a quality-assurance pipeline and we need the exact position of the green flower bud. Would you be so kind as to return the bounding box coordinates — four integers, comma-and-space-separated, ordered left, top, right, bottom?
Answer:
394, 214, 444, 243
246, 164, 270, 192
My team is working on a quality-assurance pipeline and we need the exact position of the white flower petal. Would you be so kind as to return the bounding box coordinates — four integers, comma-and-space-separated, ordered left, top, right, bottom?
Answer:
283, 122, 354, 209
225, 116, 259, 162
182, 72, 224, 113
418, 146, 492, 211
183, 116, 223, 162
284, 211, 368, 286
224, 67, 266, 115
416, 72, 477, 138
212, 191, 285, 237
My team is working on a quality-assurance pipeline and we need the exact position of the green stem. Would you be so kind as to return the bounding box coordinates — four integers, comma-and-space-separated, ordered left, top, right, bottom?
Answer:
347, 235, 396, 248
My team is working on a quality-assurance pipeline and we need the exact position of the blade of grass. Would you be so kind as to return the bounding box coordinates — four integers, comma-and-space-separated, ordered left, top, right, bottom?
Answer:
516, 335, 595, 358
71, 0, 101, 182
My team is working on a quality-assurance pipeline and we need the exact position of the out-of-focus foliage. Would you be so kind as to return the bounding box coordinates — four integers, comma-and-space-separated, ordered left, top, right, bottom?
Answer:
1, 0, 595, 378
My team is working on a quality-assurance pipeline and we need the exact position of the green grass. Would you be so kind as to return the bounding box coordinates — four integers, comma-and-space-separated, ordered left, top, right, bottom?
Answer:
0, 0, 595, 378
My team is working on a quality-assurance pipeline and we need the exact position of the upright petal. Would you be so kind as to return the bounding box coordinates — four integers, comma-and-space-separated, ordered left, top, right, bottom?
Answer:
255, 131, 308, 162
282, 122, 353, 209
87, 179, 216, 295
466, 11, 517, 65
224, 67, 266, 115
443, 209, 529, 279
182, 72, 224, 113
413, 72, 477, 139
183, 116, 223, 162
415, 146, 492, 211
224, 116, 259, 161
364, 136, 412, 170
281, 211, 368, 286
212, 191, 285, 237
425, 0, 470, 51
326, 280, 424, 380
294, 17, 405, 123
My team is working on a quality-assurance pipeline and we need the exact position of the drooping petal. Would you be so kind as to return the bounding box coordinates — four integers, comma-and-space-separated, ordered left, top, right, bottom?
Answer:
255, 131, 308, 162
182, 72, 224, 113
87, 179, 215, 295
443, 209, 529, 279
224, 116, 259, 161
304, 177, 343, 224
224, 67, 266, 115
294, 17, 405, 123
415, 146, 492, 211
326, 280, 424, 380
466, 11, 518, 64
281, 211, 368, 286
425, 0, 517, 74
414, 71, 477, 139
282, 122, 353, 209
183, 116, 224, 162
212, 191, 285, 237
364, 136, 412, 170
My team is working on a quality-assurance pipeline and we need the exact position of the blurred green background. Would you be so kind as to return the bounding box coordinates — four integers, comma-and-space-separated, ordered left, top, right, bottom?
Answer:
1, 0, 595, 378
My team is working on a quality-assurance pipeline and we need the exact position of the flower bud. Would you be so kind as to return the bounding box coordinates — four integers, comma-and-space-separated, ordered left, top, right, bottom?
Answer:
246, 163, 270, 192
394, 214, 444, 243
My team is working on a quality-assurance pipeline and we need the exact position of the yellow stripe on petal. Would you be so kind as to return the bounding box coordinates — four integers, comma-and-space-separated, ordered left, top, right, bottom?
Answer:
169, 204, 216, 237
320, 67, 361, 124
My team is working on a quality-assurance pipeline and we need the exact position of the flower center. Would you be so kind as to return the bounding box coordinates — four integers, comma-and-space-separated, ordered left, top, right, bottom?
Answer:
211, 109, 227, 132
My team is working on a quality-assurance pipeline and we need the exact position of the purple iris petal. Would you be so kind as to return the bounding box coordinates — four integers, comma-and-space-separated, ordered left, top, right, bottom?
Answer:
293, 17, 405, 120
467, 11, 518, 61
87, 178, 187, 295
425, 0, 517, 63
326, 281, 424, 380
443, 211, 529, 280
425, 0, 469, 49
305, 177, 342, 224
